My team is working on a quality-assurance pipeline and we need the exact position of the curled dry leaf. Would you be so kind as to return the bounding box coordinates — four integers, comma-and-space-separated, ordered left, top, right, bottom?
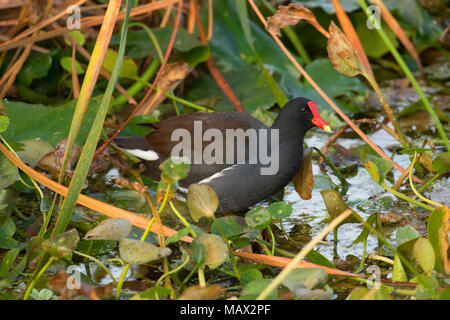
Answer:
156, 62, 191, 93
327, 21, 363, 78
266, 3, 329, 38
84, 217, 132, 241
292, 147, 314, 200
37, 139, 81, 177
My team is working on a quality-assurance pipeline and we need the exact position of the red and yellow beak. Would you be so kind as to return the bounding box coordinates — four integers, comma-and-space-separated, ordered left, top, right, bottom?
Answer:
308, 101, 332, 133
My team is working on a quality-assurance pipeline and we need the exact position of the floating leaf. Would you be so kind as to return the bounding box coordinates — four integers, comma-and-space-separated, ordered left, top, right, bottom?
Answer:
427, 207, 450, 274
187, 184, 219, 222
266, 3, 324, 37
159, 157, 190, 184
327, 21, 363, 77
413, 238, 435, 275
84, 218, 132, 241
194, 233, 228, 270
292, 147, 314, 200
245, 206, 271, 230
42, 229, 79, 259
178, 285, 225, 300
268, 202, 293, 219
240, 279, 279, 300
60, 57, 85, 75
119, 239, 171, 265
0, 116, 9, 133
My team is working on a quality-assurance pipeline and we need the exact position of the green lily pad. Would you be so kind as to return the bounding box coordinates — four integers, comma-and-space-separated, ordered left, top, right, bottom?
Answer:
0, 116, 9, 133
245, 206, 271, 230
17, 53, 52, 87
268, 202, 292, 219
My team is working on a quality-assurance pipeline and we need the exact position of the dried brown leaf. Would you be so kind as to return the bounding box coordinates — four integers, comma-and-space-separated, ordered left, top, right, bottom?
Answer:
266, 3, 328, 37
327, 21, 363, 77
47, 271, 113, 300
292, 147, 314, 200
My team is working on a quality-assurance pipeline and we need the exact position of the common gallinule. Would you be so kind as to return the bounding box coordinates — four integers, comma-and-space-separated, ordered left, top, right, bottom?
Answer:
114, 97, 331, 213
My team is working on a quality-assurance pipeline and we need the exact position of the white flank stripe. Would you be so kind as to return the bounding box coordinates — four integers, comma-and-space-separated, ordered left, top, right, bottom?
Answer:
199, 164, 238, 184
123, 148, 159, 161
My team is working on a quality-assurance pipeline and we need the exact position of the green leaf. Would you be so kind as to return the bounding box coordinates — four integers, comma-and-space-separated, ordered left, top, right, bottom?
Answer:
240, 279, 279, 300
392, 253, 408, 282
64, 30, 86, 46
42, 229, 80, 259
431, 152, 450, 173
413, 238, 435, 275
268, 202, 292, 219
427, 207, 449, 274
84, 218, 132, 241
245, 206, 271, 230
2, 98, 100, 146
0, 116, 9, 133
0, 154, 19, 192
416, 275, 439, 300
211, 216, 246, 240
119, 239, 171, 265
320, 189, 361, 225
350, 213, 378, 247
306, 250, 336, 269
139, 286, 171, 299
102, 49, 138, 79
17, 53, 52, 87
241, 269, 263, 286
396, 225, 419, 247
60, 57, 85, 74
165, 226, 192, 245
361, 151, 394, 185
187, 184, 219, 222
191, 239, 207, 266
0, 247, 20, 277
159, 157, 190, 183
